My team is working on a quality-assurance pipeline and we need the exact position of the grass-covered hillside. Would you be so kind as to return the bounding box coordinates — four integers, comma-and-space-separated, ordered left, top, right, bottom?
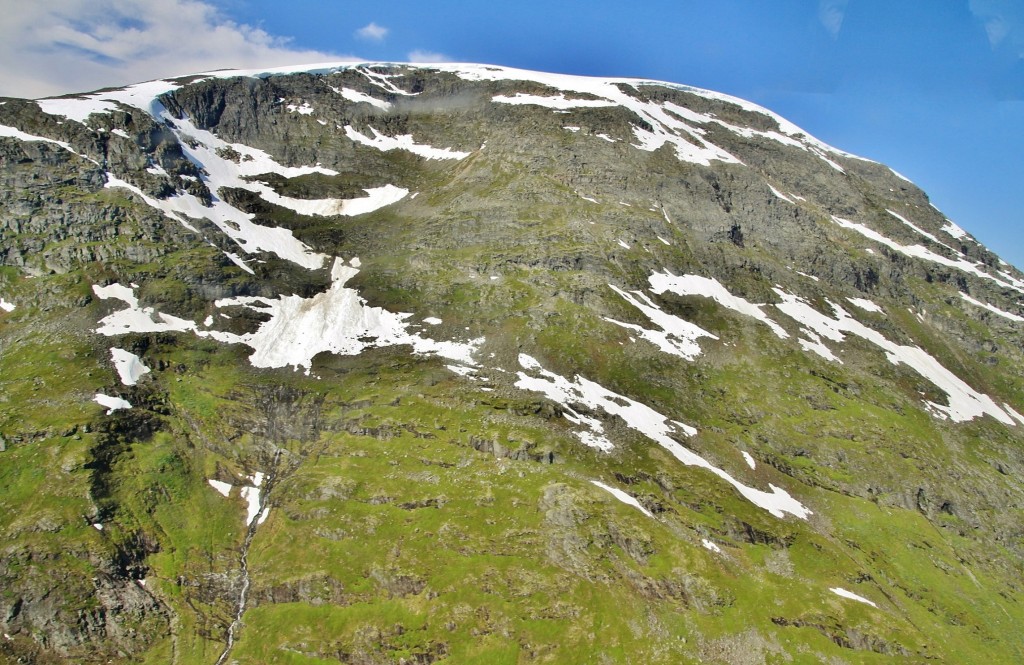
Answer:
2, 63, 1024, 664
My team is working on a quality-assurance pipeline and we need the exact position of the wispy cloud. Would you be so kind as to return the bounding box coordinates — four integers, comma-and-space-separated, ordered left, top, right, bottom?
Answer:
818, 0, 849, 39
408, 49, 452, 63
969, 0, 1023, 52
356, 22, 389, 42
983, 16, 1010, 47
0, 0, 350, 99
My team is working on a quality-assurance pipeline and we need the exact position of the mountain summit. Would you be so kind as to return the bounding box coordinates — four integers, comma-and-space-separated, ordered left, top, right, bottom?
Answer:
2, 62, 1023, 663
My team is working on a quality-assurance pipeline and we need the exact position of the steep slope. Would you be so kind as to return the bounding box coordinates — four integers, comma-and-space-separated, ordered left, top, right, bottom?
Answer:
1, 62, 1024, 664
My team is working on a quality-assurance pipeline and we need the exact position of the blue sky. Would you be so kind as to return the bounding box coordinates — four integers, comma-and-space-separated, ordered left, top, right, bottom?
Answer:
1, 0, 1022, 267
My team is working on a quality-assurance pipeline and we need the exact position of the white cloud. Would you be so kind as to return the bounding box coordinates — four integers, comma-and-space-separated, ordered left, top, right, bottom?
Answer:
407, 49, 452, 63
0, 0, 351, 99
818, 0, 849, 39
356, 22, 389, 42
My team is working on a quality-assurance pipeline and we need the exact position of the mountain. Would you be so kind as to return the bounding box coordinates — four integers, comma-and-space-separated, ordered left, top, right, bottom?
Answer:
1, 62, 1024, 664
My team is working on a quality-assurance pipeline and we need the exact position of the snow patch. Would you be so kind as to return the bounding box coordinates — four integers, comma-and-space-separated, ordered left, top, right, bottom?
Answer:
476, 67, 743, 166
37, 79, 185, 120
333, 87, 393, 110
286, 102, 315, 115
701, 538, 722, 553
887, 209, 955, 251
94, 393, 131, 414
93, 283, 199, 335
0, 297, 14, 312
240, 484, 264, 526
93, 283, 139, 308
345, 125, 471, 160
265, 184, 409, 218
648, 272, 789, 339
1004, 403, 1024, 426
941, 220, 969, 240
630, 122, 738, 166
960, 293, 1024, 322
846, 298, 884, 314
106, 113, 402, 269
208, 474, 268, 525
103, 172, 325, 269
590, 481, 653, 517
768, 185, 794, 204
996, 270, 1024, 292
0, 123, 97, 163
164, 116, 406, 218
658, 101, 852, 173
830, 587, 877, 608
742, 451, 756, 469
446, 364, 477, 377
110, 348, 150, 386
515, 355, 810, 519
208, 479, 233, 497
353, 66, 420, 96
210, 258, 483, 373
492, 93, 617, 109
606, 285, 718, 361
224, 252, 255, 275
36, 97, 120, 123
831, 216, 1024, 295
774, 288, 1015, 424
797, 329, 841, 363
93, 271, 482, 375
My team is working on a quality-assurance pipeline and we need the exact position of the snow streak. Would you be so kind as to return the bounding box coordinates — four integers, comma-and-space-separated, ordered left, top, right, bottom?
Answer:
773, 288, 1015, 424
515, 355, 811, 519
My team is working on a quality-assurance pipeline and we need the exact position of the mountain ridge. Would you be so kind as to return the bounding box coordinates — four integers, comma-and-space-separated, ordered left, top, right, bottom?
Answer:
1, 62, 1023, 664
